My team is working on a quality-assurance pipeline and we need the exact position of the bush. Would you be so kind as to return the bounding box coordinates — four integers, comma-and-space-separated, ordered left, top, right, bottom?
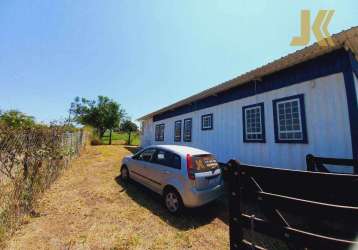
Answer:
0, 125, 87, 245
90, 138, 102, 146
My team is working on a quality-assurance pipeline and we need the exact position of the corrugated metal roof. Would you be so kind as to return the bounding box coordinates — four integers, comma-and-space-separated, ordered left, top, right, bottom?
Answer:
138, 26, 358, 121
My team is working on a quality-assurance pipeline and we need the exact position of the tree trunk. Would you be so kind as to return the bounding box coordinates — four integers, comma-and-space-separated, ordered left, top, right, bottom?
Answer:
128, 132, 131, 145
98, 128, 106, 139
109, 129, 112, 145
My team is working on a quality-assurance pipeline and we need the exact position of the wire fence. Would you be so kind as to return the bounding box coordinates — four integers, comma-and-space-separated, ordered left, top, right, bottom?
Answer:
0, 125, 87, 242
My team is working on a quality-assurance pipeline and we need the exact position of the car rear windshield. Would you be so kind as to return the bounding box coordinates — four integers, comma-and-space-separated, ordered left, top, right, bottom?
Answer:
192, 154, 219, 172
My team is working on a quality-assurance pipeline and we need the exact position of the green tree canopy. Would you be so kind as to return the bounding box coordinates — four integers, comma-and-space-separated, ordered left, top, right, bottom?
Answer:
0, 110, 35, 128
120, 119, 138, 145
70, 96, 125, 142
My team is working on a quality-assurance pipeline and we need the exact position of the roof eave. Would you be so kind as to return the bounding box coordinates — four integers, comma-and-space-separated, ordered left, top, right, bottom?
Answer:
137, 27, 358, 121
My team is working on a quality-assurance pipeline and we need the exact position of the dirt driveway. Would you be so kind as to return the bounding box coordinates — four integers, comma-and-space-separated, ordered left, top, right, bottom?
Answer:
5, 145, 229, 250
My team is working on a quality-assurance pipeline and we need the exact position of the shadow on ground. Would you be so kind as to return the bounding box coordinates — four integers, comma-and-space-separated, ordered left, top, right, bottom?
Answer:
114, 175, 229, 231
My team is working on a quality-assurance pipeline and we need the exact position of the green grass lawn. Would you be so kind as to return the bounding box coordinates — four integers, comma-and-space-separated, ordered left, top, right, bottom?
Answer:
101, 131, 140, 145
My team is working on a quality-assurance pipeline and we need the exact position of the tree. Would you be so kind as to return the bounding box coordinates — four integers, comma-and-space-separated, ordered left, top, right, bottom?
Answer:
0, 110, 35, 128
120, 120, 138, 145
70, 96, 125, 144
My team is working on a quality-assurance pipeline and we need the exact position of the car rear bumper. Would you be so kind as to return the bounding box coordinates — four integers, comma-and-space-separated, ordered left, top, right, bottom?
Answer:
182, 182, 224, 208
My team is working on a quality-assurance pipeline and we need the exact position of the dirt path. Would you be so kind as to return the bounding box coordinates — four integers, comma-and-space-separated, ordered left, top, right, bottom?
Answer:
5, 145, 229, 250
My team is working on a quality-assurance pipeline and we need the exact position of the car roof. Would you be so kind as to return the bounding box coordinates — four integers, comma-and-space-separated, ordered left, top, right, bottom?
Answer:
149, 145, 211, 156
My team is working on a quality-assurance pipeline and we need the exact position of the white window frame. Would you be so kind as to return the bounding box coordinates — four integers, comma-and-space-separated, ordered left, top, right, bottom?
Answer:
155, 124, 165, 141
201, 114, 213, 130
174, 120, 181, 142
183, 118, 192, 142
242, 102, 265, 143
244, 106, 263, 141
276, 98, 303, 141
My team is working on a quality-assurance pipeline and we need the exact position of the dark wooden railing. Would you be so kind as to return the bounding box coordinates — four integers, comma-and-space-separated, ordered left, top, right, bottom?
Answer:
226, 159, 358, 250
306, 154, 358, 174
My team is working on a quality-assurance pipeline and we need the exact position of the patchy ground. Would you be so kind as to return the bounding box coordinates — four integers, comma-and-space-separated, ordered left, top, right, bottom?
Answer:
5, 145, 229, 250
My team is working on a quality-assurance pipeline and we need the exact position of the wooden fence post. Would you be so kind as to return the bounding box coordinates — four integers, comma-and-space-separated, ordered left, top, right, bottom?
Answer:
306, 154, 315, 172
227, 159, 243, 250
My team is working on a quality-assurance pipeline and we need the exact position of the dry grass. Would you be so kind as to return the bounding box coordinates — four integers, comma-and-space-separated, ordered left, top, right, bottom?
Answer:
4, 145, 229, 250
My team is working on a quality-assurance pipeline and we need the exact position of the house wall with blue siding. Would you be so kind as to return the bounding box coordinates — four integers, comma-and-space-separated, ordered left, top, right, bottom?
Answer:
141, 73, 353, 171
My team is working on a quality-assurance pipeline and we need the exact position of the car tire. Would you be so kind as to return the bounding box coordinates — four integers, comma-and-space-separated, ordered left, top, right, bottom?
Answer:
163, 188, 183, 215
120, 165, 130, 182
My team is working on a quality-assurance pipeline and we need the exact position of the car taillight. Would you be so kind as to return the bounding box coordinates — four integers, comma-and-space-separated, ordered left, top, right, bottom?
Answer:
186, 154, 195, 180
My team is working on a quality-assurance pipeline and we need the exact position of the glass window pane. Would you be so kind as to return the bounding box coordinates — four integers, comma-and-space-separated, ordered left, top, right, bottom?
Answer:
276, 99, 304, 141
184, 119, 192, 141
245, 106, 263, 141
294, 132, 302, 139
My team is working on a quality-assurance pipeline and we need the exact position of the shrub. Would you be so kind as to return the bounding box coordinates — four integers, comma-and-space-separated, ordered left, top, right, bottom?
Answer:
90, 138, 102, 146
0, 125, 87, 245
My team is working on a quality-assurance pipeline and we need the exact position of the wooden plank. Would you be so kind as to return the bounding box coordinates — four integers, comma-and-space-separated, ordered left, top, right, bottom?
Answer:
313, 156, 358, 166
241, 240, 266, 250
239, 214, 358, 250
240, 214, 284, 239
286, 227, 358, 250
258, 191, 358, 221
238, 164, 358, 206
306, 154, 358, 173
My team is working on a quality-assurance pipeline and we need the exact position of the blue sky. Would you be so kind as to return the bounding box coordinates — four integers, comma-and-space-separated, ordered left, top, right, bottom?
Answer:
0, 0, 356, 123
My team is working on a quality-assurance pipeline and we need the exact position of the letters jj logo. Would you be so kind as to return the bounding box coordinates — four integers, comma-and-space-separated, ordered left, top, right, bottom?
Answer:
290, 10, 335, 47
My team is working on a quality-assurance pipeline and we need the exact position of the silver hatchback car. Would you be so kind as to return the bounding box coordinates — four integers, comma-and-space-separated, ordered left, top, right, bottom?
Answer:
120, 145, 224, 214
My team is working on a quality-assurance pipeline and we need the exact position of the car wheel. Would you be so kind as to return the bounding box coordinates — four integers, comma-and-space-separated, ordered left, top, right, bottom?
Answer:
164, 188, 183, 215
121, 165, 130, 182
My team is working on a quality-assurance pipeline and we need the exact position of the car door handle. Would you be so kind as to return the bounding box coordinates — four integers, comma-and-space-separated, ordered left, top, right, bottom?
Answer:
161, 170, 170, 174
